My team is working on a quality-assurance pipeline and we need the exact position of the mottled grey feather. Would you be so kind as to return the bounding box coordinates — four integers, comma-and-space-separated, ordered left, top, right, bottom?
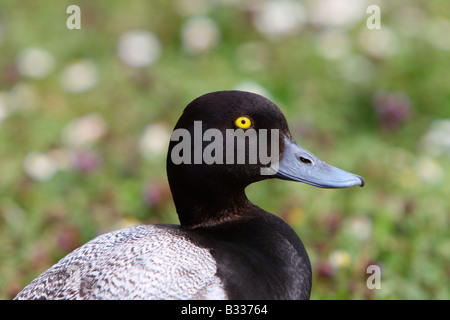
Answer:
14, 225, 226, 300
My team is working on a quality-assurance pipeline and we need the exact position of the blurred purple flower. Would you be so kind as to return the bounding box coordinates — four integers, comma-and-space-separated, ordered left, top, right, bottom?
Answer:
2, 62, 20, 86
71, 149, 102, 173
29, 246, 51, 270
142, 181, 170, 209
372, 92, 412, 131
324, 211, 342, 236
55, 225, 80, 252
317, 260, 334, 279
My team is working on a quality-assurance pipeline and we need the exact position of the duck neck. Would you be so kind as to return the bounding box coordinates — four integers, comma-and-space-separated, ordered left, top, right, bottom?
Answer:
169, 182, 252, 229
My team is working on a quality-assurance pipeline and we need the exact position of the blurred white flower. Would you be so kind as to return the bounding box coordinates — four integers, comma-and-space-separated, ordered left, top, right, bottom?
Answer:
253, 0, 306, 38
234, 81, 272, 99
139, 123, 171, 159
24, 152, 58, 182
0, 91, 11, 123
338, 55, 374, 83
309, 0, 366, 29
60, 59, 98, 93
329, 249, 351, 270
117, 29, 162, 68
415, 157, 444, 185
16, 47, 55, 79
9, 83, 39, 112
174, 0, 213, 16
420, 119, 450, 156
347, 215, 372, 241
315, 29, 352, 60
61, 113, 108, 148
181, 16, 220, 54
358, 27, 398, 59
427, 19, 450, 51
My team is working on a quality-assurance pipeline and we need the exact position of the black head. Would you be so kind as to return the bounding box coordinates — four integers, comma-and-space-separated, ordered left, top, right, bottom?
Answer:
169, 90, 289, 183
166, 90, 364, 227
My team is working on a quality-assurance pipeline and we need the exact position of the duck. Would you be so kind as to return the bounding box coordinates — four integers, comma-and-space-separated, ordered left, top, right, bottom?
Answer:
14, 90, 364, 300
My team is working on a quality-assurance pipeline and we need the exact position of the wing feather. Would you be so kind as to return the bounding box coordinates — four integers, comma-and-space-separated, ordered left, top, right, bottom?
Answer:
14, 225, 227, 300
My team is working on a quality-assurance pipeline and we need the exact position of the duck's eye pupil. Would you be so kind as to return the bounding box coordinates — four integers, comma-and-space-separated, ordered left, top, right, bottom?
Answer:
235, 116, 252, 129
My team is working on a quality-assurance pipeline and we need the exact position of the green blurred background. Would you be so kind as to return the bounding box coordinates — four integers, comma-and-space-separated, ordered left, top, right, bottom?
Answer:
0, 0, 449, 299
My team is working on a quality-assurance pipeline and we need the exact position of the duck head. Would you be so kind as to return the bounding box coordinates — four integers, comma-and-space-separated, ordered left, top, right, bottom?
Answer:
167, 91, 364, 228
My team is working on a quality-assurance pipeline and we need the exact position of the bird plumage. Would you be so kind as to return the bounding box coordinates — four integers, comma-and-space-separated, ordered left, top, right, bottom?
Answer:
14, 90, 363, 300
15, 225, 226, 300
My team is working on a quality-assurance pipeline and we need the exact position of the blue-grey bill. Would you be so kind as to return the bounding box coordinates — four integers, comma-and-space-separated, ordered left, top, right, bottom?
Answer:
274, 137, 365, 189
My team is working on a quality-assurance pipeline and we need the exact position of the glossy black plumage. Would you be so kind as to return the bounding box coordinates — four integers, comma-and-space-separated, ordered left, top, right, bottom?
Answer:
167, 90, 289, 228
166, 90, 310, 298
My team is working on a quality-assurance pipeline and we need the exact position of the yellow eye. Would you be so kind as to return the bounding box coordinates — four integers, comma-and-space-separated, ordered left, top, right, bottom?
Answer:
235, 116, 252, 129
